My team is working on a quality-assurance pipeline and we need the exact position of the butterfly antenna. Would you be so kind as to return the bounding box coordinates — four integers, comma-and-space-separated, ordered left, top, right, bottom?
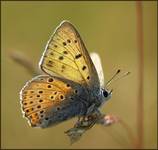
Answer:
106, 69, 121, 87
106, 70, 130, 87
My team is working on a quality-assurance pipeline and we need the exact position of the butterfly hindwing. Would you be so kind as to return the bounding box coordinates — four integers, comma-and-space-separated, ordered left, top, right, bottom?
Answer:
90, 52, 105, 88
20, 75, 89, 128
40, 21, 100, 90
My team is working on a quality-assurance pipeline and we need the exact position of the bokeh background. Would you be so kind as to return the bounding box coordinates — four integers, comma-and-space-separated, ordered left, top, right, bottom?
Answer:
1, 1, 157, 149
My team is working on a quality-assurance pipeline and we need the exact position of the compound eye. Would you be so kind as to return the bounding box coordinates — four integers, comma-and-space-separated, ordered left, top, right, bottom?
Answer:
103, 90, 108, 97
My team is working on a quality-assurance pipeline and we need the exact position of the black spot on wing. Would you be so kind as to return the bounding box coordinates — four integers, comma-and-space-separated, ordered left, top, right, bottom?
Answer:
48, 78, 54, 82
82, 65, 86, 70
63, 42, 66, 46
75, 54, 82, 59
67, 39, 71, 43
87, 76, 90, 80
59, 56, 64, 60
63, 51, 68, 54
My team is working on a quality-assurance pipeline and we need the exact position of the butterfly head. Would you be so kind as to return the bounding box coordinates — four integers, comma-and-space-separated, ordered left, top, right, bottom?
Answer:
101, 88, 112, 102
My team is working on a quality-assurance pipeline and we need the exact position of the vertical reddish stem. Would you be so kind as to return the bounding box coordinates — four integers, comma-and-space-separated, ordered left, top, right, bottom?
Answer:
136, 1, 144, 149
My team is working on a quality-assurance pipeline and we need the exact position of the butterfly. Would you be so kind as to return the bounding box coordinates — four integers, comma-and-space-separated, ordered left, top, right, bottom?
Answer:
20, 20, 112, 129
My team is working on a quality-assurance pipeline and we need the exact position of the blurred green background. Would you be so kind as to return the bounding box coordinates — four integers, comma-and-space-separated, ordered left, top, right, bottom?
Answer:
1, 1, 157, 149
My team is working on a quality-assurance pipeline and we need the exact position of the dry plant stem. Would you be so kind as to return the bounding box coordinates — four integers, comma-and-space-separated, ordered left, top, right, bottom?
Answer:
118, 119, 137, 147
10, 51, 41, 76
102, 115, 136, 148
136, 1, 144, 149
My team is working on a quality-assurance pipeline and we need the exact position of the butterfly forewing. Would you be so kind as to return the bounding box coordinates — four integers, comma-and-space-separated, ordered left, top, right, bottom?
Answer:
40, 21, 100, 90
20, 75, 89, 128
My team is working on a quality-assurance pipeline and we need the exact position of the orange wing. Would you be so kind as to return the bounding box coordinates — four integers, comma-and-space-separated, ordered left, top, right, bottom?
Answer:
20, 75, 89, 128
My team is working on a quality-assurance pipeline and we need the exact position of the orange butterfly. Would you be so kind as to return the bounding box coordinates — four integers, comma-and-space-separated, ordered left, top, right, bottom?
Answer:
20, 21, 111, 128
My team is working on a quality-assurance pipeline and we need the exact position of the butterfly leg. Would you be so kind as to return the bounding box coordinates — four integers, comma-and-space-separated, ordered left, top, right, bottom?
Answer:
74, 116, 86, 128
77, 116, 81, 122
74, 116, 82, 127
65, 111, 104, 144
86, 103, 96, 116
